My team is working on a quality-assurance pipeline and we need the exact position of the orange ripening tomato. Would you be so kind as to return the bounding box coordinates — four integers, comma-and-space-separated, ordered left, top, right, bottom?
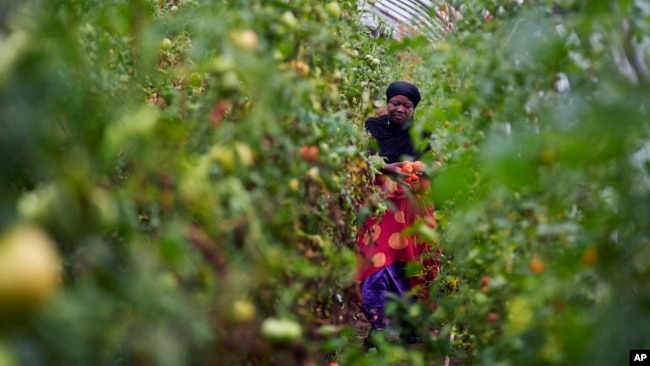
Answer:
411, 160, 426, 173
529, 256, 545, 274
400, 162, 413, 174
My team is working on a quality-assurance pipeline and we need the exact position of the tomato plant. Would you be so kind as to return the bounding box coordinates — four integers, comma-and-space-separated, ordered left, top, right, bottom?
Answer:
1, 0, 649, 365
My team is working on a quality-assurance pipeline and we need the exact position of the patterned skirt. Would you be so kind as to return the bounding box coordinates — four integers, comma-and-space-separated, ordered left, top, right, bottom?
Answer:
356, 175, 440, 329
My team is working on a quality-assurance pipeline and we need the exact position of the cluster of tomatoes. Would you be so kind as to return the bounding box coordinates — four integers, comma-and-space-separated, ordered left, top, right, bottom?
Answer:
299, 145, 319, 163
379, 160, 430, 196
399, 160, 426, 183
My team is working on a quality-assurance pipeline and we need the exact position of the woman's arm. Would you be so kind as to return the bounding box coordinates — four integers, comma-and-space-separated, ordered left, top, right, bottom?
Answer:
380, 161, 410, 178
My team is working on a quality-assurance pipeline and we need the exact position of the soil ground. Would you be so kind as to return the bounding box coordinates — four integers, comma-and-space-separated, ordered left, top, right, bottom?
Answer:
331, 299, 465, 366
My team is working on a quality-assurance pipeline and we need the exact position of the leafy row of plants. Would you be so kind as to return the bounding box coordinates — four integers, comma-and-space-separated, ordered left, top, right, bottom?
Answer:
408, 1, 650, 365
1, 0, 649, 365
0, 0, 419, 364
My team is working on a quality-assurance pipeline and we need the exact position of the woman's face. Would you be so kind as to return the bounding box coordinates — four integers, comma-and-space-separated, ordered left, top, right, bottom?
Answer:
387, 95, 415, 124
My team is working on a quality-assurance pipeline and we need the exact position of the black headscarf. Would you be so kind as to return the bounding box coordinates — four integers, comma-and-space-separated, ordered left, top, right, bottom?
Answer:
386, 81, 421, 107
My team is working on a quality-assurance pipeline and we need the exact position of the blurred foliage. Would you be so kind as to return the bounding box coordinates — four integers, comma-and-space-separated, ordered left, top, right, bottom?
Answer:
1, 0, 649, 365
415, 0, 650, 365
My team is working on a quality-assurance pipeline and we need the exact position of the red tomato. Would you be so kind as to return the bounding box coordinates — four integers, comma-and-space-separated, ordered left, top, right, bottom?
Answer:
399, 162, 413, 174
487, 312, 499, 323
210, 101, 230, 126
299, 145, 319, 163
481, 276, 490, 286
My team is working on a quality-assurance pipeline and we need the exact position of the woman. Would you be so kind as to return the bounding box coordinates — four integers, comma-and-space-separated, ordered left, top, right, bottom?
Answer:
356, 81, 440, 346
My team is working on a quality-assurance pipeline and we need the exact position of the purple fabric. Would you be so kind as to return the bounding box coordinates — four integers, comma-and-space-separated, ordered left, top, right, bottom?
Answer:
360, 261, 412, 330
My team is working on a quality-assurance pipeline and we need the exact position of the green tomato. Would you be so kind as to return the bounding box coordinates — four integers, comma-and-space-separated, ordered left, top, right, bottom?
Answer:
234, 142, 254, 167
231, 300, 256, 323
211, 54, 235, 73
289, 178, 300, 192
261, 317, 302, 343
209, 145, 235, 173
160, 37, 172, 51
230, 30, 258, 51
325, 2, 341, 18
221, 71, 240, 91
316, 324, 339, 337
188, 72, 203, 88
281, 11, 298, 29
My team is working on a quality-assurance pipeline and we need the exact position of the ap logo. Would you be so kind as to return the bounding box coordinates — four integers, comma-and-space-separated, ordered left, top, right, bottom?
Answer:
630, 350, 650, 365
